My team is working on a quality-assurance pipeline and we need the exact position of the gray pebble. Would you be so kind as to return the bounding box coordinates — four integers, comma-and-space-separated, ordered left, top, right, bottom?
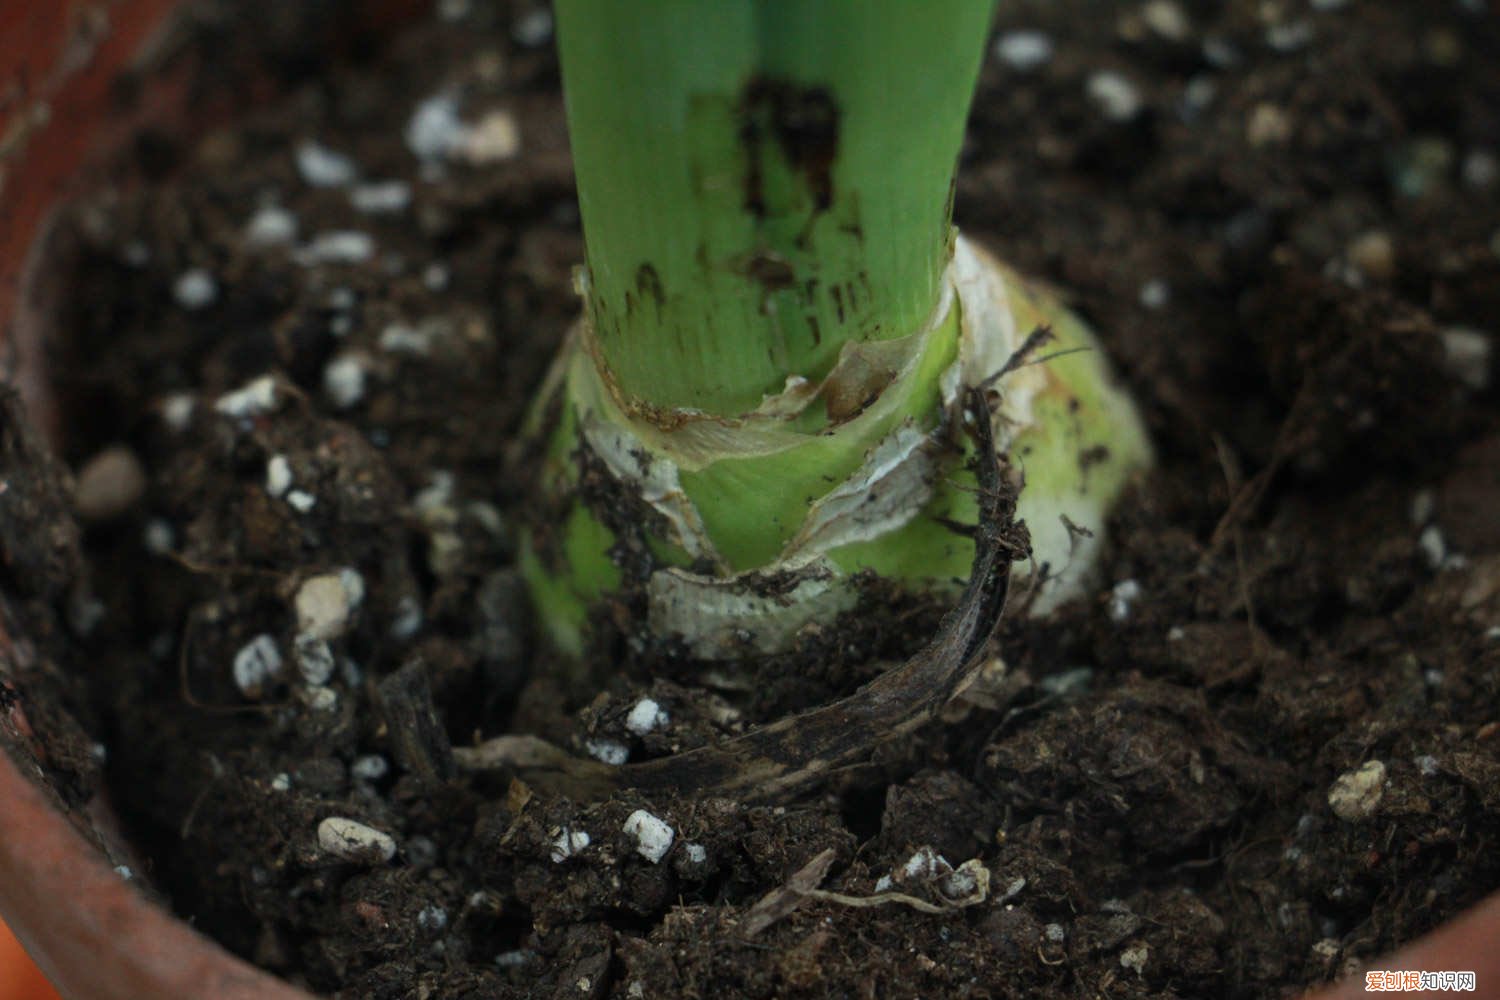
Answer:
74, 446, 147, 521
994, 30, 1053, 73
318, 817, 397, 864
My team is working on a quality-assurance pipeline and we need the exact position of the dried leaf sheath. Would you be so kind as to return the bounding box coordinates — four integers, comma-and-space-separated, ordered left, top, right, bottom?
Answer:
460, 385, 1022, 802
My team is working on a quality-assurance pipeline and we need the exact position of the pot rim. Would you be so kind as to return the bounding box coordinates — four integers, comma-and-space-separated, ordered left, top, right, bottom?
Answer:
0, 717, 315, 1000
1, 4, 1496, 1000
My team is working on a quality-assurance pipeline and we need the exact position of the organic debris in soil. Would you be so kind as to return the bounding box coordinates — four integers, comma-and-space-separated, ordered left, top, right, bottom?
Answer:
0, 1, 1497, 999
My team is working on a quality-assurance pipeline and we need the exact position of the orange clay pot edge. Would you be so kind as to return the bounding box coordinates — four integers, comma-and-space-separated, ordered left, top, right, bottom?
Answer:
1299, 891, 1500, 1000
0, 3, 1496, 1000
0, 727, 315, 1000
0, 2, 313, 997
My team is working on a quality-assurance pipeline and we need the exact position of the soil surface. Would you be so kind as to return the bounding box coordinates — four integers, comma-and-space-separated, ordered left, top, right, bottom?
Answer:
3, 1, 1500, 997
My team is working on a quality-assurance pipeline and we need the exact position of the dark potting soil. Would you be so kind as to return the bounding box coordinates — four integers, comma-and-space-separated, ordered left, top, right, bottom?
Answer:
2, 0, 1499, 997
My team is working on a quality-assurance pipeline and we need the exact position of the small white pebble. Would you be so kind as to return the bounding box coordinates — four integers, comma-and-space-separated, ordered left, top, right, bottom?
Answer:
68, 594, 105, 637
326, 286, 357, 312
296, 231, 375, 267
1108, 579, 1142, 623
391, 595, 424, 640
349, 180, 412, 214
296, 575, 351, 641
317, 817, 397, 863
1141, 1, 1190, 41
323, 354, 368, 409
1347, 230, 1396, 283
1419, 525, 1447, 569
1202, 36, 1239, 68
1441, 326, 1492, 390
941, 866, 979, 899
684, 843, 707, 864
294, 635, 336, 686
1265, 20, 1314, 53
161, 393, 196, 432
305, 685, 338, 713
1247, 103, 1293, 147
1414, 754, 1440, 777
465, 501, 506, 538
495, 950, 535, 968
114, 865, 134, 880
1167, 625, 1185, 641
351, 754, 390, 781
1411, 489, 1435, 526
245, 205, 298, 247
512, 7, 553, 46
1120, 943, 1150, 975
1039, 666, 1093, 696
1463, 150, 1499, 189
143, 518, 176, 555
214, 375, 278, 419
414, 471, 455, 515
1328, 760, 1386, 822
903, 846, 943, 880
1138, 279, 1169, 310
233, 634, 283, 698
270, 773, 292, 792
550, 828, 590, 863
296, 142, 357, 188
417, 905, 447, 931
1044, 923, 1067, 943
460, 110, 521, 165
585, 738, 629, 766
287, 490, 317, 513
265, 455, 293, 497
379, 322, 432, 355
874, 874, 894, 892
625, 698, 669, 736
173, 269, 218, 310
1087, 70, 1143, 121
74, 445, 147, 521
1180, 75, 1217, 118
407, 93, 469, 162
994, 29, 1054, 72
623, 810, 675, 864
423, 262, 451, 292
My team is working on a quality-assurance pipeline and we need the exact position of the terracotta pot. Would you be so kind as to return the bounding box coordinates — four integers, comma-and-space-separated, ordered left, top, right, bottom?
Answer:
0, 4, 1494, 1000
0, 2, 421, 997
1301, 891, 1500, 999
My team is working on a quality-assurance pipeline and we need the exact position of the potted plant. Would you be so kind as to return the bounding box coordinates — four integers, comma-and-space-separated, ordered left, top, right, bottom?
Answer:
3, 2, 1498, 998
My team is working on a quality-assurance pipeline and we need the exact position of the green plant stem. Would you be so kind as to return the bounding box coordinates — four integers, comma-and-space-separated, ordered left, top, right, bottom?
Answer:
555, 0, 994, 418
528, 0, 1153, 659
